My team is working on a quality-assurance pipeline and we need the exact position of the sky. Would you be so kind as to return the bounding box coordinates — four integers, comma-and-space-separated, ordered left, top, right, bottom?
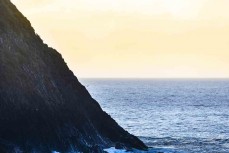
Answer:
11, 0, 229, 78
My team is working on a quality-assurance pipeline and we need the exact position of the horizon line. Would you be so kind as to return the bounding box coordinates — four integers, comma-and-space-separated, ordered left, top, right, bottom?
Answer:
79, 77, 229, 79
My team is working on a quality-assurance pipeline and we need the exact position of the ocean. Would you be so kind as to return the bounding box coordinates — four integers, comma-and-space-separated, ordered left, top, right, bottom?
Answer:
80, 79, 229, 153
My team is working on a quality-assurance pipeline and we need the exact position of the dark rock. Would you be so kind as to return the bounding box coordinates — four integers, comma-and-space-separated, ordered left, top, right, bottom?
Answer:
0, 0, 148, 152
89, 145, 107, 153
115, 142, 133, 151
115, 142, 126, 149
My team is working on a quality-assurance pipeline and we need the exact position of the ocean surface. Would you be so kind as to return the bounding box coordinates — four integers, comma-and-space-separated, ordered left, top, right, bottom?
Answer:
80, 79, 229, 153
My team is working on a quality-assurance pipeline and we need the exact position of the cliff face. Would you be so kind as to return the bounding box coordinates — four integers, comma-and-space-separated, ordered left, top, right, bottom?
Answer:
0, 0, 147, 152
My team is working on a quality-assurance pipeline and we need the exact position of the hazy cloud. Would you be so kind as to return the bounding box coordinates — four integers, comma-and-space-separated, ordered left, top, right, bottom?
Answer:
11, 0, 229, 78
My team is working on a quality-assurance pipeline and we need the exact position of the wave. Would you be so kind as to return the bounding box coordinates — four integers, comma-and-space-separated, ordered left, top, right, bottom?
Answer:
104, 147, 187, 153
139, 137, 229, 153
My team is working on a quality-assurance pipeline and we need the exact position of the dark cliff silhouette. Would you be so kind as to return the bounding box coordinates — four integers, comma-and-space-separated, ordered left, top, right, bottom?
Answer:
0, 0, 147, 152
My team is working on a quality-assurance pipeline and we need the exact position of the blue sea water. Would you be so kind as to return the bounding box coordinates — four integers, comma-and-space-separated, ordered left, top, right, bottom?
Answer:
80, 79, 229, 153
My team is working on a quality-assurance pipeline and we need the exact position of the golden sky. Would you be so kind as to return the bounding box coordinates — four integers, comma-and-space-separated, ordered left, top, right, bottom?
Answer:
12, 0, 229, 78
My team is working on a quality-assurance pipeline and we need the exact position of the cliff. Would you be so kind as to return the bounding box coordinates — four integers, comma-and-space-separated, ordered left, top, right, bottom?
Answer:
0, 0, 147, 152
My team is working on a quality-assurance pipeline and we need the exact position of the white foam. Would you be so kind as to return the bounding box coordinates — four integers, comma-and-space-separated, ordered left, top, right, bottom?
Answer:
104, 147, 188, 153
104, 147, 132, 153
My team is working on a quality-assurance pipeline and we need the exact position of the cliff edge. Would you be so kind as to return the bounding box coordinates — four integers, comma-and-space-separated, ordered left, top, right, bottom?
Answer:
0, 0, 147, 152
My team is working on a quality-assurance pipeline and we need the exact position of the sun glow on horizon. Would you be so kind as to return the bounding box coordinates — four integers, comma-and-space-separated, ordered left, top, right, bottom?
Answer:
11, 0, 229, 78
